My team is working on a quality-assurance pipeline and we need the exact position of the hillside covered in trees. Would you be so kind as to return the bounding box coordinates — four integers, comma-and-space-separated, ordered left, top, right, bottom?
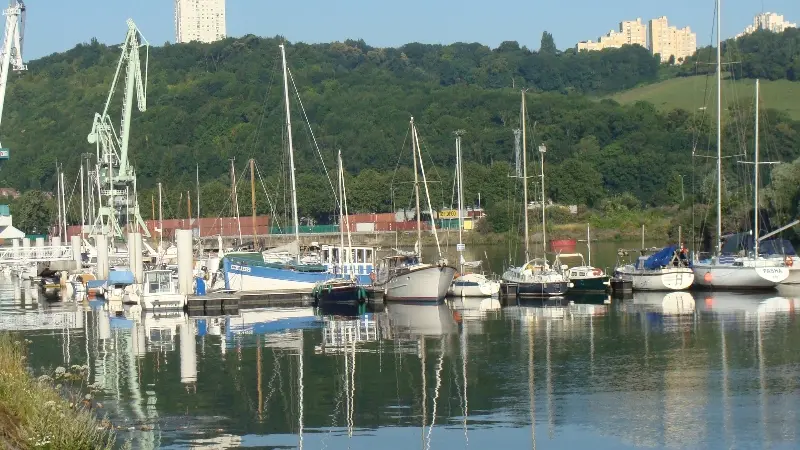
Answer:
680, 28, 800, 81
1, 30, 799, 235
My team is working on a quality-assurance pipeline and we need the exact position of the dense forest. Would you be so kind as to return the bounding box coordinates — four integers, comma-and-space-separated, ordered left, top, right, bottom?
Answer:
680, 28, 800, 80
1, 29, 799, 236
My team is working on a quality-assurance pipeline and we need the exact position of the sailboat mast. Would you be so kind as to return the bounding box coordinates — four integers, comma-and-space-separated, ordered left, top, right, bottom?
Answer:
56, 164, 62, 239
455, 132, 464, 273
250, 158, 258, 249
60, 170, 67, 241
413, 124, 443, 258
587, 223, 592, 266
716, 0, 723, 255
80, 163, 85, 235
342, 162, 354, 276
754, 78, 760, 256
280, 44, 301, 258
196, 164, 200, 239
158, 182, 163, 251
338, 150, 346, 272
231, 158, 242, 245
412, 117, 422, 253
521, 91, 530, 262
539, 144, 547, 255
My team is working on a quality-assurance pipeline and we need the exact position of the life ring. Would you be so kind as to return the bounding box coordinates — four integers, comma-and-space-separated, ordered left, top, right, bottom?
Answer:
785, 256, 793, 267
592, 268, 602, 276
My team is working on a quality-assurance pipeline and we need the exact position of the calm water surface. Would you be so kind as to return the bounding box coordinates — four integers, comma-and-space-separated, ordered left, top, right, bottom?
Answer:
2, 278, 800, 449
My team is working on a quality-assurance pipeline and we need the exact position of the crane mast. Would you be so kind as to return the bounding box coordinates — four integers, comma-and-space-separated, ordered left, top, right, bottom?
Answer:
87, 19, 150, 239
0, 0, 26, 155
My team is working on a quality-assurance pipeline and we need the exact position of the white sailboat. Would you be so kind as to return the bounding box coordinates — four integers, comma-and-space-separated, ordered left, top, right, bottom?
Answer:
693, 17, 788, 290
373, 117, 456, 301
222, 45, 375, 292
448, 131, 500, 297
502, 90, 570, 297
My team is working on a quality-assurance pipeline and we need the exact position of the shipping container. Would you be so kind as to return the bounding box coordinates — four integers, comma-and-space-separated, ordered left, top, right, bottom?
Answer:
355, 222, 375, 232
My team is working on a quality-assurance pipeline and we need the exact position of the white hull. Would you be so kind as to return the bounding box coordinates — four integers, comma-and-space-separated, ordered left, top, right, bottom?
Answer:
781, 263, 800, 285
448, 273, 500, 297
225, 272, 317, 292
131, 292, 187, 310
617, 267, 694, 291
379, 265, 456, 302
693, 262, 788, 289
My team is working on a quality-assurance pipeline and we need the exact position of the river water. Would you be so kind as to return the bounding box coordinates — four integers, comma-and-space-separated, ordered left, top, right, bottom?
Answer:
2, 245, 800, 449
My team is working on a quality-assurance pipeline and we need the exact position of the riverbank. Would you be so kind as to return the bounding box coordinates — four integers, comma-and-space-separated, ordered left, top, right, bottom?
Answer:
0, 333, 115, 450
395, 212, 674, 247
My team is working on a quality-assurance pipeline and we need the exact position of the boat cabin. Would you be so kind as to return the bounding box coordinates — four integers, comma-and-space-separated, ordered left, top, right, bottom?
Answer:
143, 270, 177, 295
321, 245, 375, 277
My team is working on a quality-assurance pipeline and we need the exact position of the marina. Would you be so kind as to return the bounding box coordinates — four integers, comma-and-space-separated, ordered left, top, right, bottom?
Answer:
0, 0, 798, 448
2, 278, 799, 449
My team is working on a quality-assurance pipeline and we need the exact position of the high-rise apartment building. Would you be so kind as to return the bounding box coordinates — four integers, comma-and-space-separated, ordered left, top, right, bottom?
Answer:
175, 0, 227, 44
648, 16, 696, 63
576, 18, 646, 52
736, 12, 797, 38
620, 18, 647, 47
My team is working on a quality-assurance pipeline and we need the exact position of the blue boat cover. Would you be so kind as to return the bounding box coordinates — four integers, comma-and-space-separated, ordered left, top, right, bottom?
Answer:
108, 270, 135, 285
642, 246, 677, 270
86, 280, 106, 289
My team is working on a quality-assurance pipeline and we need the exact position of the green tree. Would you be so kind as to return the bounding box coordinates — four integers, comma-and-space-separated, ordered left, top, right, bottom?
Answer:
540, 31, 557, 55
12, 190, 53, 235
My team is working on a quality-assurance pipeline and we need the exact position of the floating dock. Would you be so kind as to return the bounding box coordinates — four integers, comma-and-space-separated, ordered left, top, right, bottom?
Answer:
187, 290, 313, 316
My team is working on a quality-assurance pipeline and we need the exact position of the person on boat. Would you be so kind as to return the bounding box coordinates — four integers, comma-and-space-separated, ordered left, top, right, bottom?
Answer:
678, 243, 689, 266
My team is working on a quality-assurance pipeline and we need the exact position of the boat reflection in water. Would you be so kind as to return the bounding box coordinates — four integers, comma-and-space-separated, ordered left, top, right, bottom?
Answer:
4, 272, 800, 449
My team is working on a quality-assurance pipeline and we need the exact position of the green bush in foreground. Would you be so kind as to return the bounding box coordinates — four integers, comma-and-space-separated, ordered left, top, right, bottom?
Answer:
0, 333, 115, 450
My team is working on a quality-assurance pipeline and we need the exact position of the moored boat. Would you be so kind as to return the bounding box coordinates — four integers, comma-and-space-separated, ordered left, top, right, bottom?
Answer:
312, 278, 366, 304
615, 246, 694, 291
502, 258, 570, 297
448, 272, 501, 297
557, 252, 610, 293
374, 253, 456, 302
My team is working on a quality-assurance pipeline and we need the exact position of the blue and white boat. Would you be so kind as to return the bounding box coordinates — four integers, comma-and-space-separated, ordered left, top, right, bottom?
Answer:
222, 249, 375, 292
221, 46, 374, 293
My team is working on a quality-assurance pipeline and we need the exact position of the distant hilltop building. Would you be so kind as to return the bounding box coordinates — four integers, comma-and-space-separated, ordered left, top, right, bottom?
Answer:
576, 16, 696, 64
736, 12, 797, 38
175, 0, 227, 44
648, 16, 696, 63
577, 18, 646, 52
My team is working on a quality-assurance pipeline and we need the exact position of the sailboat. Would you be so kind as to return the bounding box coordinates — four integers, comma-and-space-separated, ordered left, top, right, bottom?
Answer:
312, 150, 365, 304
502, 90, 570, 297
448, 132, 500, 297
221, 45, 375, 292
557, 223, 610, 292
692, 14, 789, 290
372, 117, 456, 301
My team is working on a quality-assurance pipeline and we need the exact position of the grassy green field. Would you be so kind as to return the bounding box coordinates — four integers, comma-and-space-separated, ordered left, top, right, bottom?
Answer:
609, 76, 800, 121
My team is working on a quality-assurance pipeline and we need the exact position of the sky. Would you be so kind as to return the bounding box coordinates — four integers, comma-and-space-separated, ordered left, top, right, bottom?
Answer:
18, 0, 800, 60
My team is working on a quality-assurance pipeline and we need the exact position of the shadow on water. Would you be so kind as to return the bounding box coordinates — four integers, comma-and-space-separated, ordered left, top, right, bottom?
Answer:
1, 274, 800, 449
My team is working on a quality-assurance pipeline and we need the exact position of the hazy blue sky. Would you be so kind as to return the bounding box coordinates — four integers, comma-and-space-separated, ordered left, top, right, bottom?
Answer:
20, 0, 800, 60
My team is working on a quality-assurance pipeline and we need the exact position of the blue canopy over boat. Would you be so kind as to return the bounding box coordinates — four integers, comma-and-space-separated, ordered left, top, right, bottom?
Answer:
641, 246, 678, 270
108, 270, 135, 285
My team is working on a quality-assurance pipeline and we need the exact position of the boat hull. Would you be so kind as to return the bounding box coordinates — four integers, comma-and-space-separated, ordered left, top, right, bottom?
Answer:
617, 268, 694, 291
381, 265, 456, 302
223, 258, 371, 292
448, 273, 500, 297
314, 283, 364, 304
516, 281, 569, 297
569, 276, 610, 293
693, 264, 788, 290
